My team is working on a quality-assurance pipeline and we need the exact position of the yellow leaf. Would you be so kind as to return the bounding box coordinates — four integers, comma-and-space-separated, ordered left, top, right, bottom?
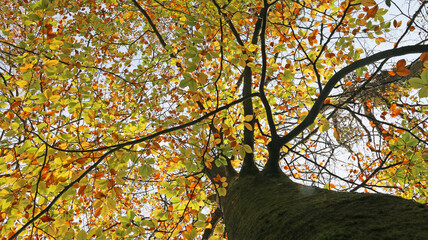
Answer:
45, 59, 59, 67
0, 189, 10, 197
81, 142, 90, 148
49, 44, 60, 50
361, 0, 377, 7
49, 95, 61, 102
0, 121, 9, 130
282, 143, 291, 153
243, 144, 252, 153
244, 122, 253, 131
106, 197, 116, 210
18, 63, 33, 73
155, 232, 164, 239
247, 44, 258, 52
16, 80, 28, 87
244, 115, 254, 122
88, 109, 96, 119
44, 89, 53, 99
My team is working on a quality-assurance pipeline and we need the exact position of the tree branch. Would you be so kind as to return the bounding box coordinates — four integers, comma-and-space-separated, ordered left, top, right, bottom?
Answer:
269, 44, 428, 164
131, 0, 168, 48
258, 1, 278, 140
10, 91, 261, 239
239, 8, 265, 176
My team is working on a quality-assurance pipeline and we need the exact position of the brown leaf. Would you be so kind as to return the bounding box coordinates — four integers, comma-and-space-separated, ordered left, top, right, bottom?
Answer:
40, 215, 55, 222
396, 59, 406, 70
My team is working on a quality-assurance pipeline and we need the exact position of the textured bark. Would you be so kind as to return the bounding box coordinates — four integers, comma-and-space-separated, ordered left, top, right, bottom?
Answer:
222, 172, 428, 240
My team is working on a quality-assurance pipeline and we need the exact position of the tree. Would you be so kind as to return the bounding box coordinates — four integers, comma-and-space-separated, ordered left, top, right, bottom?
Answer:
1, 0, 428, 239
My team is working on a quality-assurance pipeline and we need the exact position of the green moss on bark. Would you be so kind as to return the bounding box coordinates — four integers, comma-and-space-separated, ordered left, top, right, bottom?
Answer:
223, 173, 428, 240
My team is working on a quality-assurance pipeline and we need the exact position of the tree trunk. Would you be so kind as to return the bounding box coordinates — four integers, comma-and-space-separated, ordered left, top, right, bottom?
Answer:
222, 172, 428, 240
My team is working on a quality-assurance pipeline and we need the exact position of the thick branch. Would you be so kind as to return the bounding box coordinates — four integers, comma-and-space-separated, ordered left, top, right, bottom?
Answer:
270, 45, 428, 162
258, 2, 278, 140
201, 208, 222, 240
211, 0, 244, 46
239, 10, 265, 176
32, 93, 259, 153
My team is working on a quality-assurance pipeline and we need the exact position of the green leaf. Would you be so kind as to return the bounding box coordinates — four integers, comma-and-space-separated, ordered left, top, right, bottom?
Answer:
421, 69, 428, 81
188, 79, 197, 91
76, 230, 87, 240
127, 210, 136, 220
183, 52, 196, 58
186, 63, 197, 72
214, 157, 227, 167
321, 123, 330, 132
418, 87, 428, 98
41, 0, 50, 8
243, 144, 252, 153
10, 122, 20, 130
190, 37, 203, 44
385, 0, 391, 7
194, 220, 205, 228
138, 165, 153, 177
408, 77, 426, 89
218, 187, 227, 196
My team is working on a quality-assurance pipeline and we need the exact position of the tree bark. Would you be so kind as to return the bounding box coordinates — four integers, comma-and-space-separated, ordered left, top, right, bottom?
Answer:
222, 171, 428, 240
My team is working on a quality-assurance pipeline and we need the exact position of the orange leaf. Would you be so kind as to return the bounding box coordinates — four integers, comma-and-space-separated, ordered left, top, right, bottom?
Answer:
420, 52, 428, 63
333, 128, 340, 141
366, 100, 373, 109
366, 5, 378, 18
78, 185, 87, 196
94, 172, 104, 179
393, 20, 402, 28
345, 81, 352, 86
323, 98, 331, 104
387, 71, 396, 76
94, 207, 102, 217
10, 101, 22, 109
113, 187, 123, 196
361, 0, 377, 7
396, 68, 411, 77
375, 37, 385, 45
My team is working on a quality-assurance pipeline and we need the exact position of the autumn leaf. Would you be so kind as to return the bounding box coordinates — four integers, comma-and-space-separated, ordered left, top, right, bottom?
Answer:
395, 59, 411, 76
420, 52, 428, 63
396, 59, 406, 70
243, 144, 253, 153
40, 216, 54, 222
361, 0, 377, 7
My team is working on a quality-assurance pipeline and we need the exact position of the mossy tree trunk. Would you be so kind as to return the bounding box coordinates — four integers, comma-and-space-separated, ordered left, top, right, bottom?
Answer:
221, 172, 428, 240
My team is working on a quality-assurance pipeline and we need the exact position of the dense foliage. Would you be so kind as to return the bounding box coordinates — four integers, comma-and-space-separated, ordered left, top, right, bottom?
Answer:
0, 0, 427, 239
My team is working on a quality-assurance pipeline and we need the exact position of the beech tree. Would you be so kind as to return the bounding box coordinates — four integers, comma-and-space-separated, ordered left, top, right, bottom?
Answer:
1, 0, 428, 239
